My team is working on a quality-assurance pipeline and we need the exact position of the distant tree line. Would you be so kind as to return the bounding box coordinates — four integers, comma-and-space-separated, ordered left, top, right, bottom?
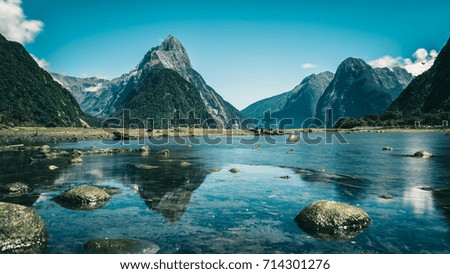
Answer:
335, 112, 450, 129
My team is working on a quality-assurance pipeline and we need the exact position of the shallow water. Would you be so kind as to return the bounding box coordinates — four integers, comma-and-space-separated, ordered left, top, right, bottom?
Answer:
1, 133, 450, 253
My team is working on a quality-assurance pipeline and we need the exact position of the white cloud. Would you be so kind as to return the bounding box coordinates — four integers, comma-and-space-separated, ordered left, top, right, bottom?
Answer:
367, 55, 401, 68
84, 83, 103, 92
429, 49, 438, 58
302, 63, 317, 69
0, 0, 43, 44
368, 48, 438, 76
30, 54, 50, 70
413, 48, 428, 61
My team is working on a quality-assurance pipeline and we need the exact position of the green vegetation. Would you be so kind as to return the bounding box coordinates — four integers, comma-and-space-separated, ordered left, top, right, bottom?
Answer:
335, 111, 450, 129
116, 69, 214, 128
0, 34, 95, 127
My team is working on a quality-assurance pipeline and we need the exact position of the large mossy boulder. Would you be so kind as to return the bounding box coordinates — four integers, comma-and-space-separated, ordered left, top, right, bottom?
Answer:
0, 202, 47, 253
54, 185, 110, 210
295, 200, 371, 241
83, 239, 160, 254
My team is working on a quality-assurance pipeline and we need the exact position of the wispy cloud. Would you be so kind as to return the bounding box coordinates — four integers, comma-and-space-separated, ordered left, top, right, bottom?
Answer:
302, 63, 317, 69
0, 0, 44, 44
30, 54, 50, 70
368, 48, 438, 76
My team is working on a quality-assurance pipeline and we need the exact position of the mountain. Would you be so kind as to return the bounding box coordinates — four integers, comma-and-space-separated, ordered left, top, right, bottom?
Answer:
388, 38, 450, 115
315, 58, 413, 124
51, 73, 112, 114
241, 92, 290, 119
0, 34, 91, 127
55, 35, 244, 127
272, 72, 334, 127
241, 71, 334, 128
116, 68, 214, 128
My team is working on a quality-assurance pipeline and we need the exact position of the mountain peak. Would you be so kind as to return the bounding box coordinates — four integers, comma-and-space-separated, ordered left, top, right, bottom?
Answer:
340, 57, 370, 68
138, 35, 192, 71
161, 35, 183, 50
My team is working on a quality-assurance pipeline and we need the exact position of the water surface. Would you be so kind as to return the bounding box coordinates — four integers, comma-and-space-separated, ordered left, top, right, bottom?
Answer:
1, 133, 450, 253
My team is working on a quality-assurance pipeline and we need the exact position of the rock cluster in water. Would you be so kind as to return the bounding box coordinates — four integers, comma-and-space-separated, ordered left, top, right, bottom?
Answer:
295, 200, 371, 241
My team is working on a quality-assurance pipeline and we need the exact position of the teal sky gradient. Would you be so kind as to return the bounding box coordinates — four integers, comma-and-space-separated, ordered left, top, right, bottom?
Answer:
21, 0, 450, 109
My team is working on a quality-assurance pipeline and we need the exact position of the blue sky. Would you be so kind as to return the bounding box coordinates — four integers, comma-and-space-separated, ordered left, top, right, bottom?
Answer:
2, 0, 450, 109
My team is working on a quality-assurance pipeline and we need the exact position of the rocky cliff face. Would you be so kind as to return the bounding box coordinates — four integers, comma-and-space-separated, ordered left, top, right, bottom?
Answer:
315, 58, 413, 124
54, 35, 244, 127
0, 34, 91, 127
272, 71, 334, 127
388, 38, 450, 115
51, 73, 112, 114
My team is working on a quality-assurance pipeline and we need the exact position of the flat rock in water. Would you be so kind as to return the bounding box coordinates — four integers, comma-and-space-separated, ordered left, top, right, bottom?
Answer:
229, 168, 240, 173
134, 164, 159, 170
101, 187, 122, 196
54, 185, 110, 210
295, 200, 371, 241
413, 150, 432, 158
0, 182, 29, 194
180, 161, 191, 167
0, 202, 47, 253
83, 239, 159, 254
70, 157, 83, 164
382, 147, 393, 151
379, 194, 394, 199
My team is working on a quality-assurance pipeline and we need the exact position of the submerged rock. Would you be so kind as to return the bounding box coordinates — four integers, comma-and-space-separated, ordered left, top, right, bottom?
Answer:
382, 147, 394, 151
83, 239, 159, 254
38, 145, 51, 153
54, 185, 110, 210
211, 168, 221, 172
229, 168, 240, 173
42, 150, 70, 158
69, 157, 83, 164
157, 149, 169, 156
379, 194, 394, 199
413, 150, 432, 158
295, 200, 371, 241
139, 146, 150, 153
134, 164, 159, 170
0, 202, 47, 253
101, 187, 122, 196
287, 134, 300, 143
180, 161, 191, 167
0, 182, 29, 194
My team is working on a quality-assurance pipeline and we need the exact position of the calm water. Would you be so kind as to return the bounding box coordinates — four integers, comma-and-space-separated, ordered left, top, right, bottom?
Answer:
1, 133, 450, 253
